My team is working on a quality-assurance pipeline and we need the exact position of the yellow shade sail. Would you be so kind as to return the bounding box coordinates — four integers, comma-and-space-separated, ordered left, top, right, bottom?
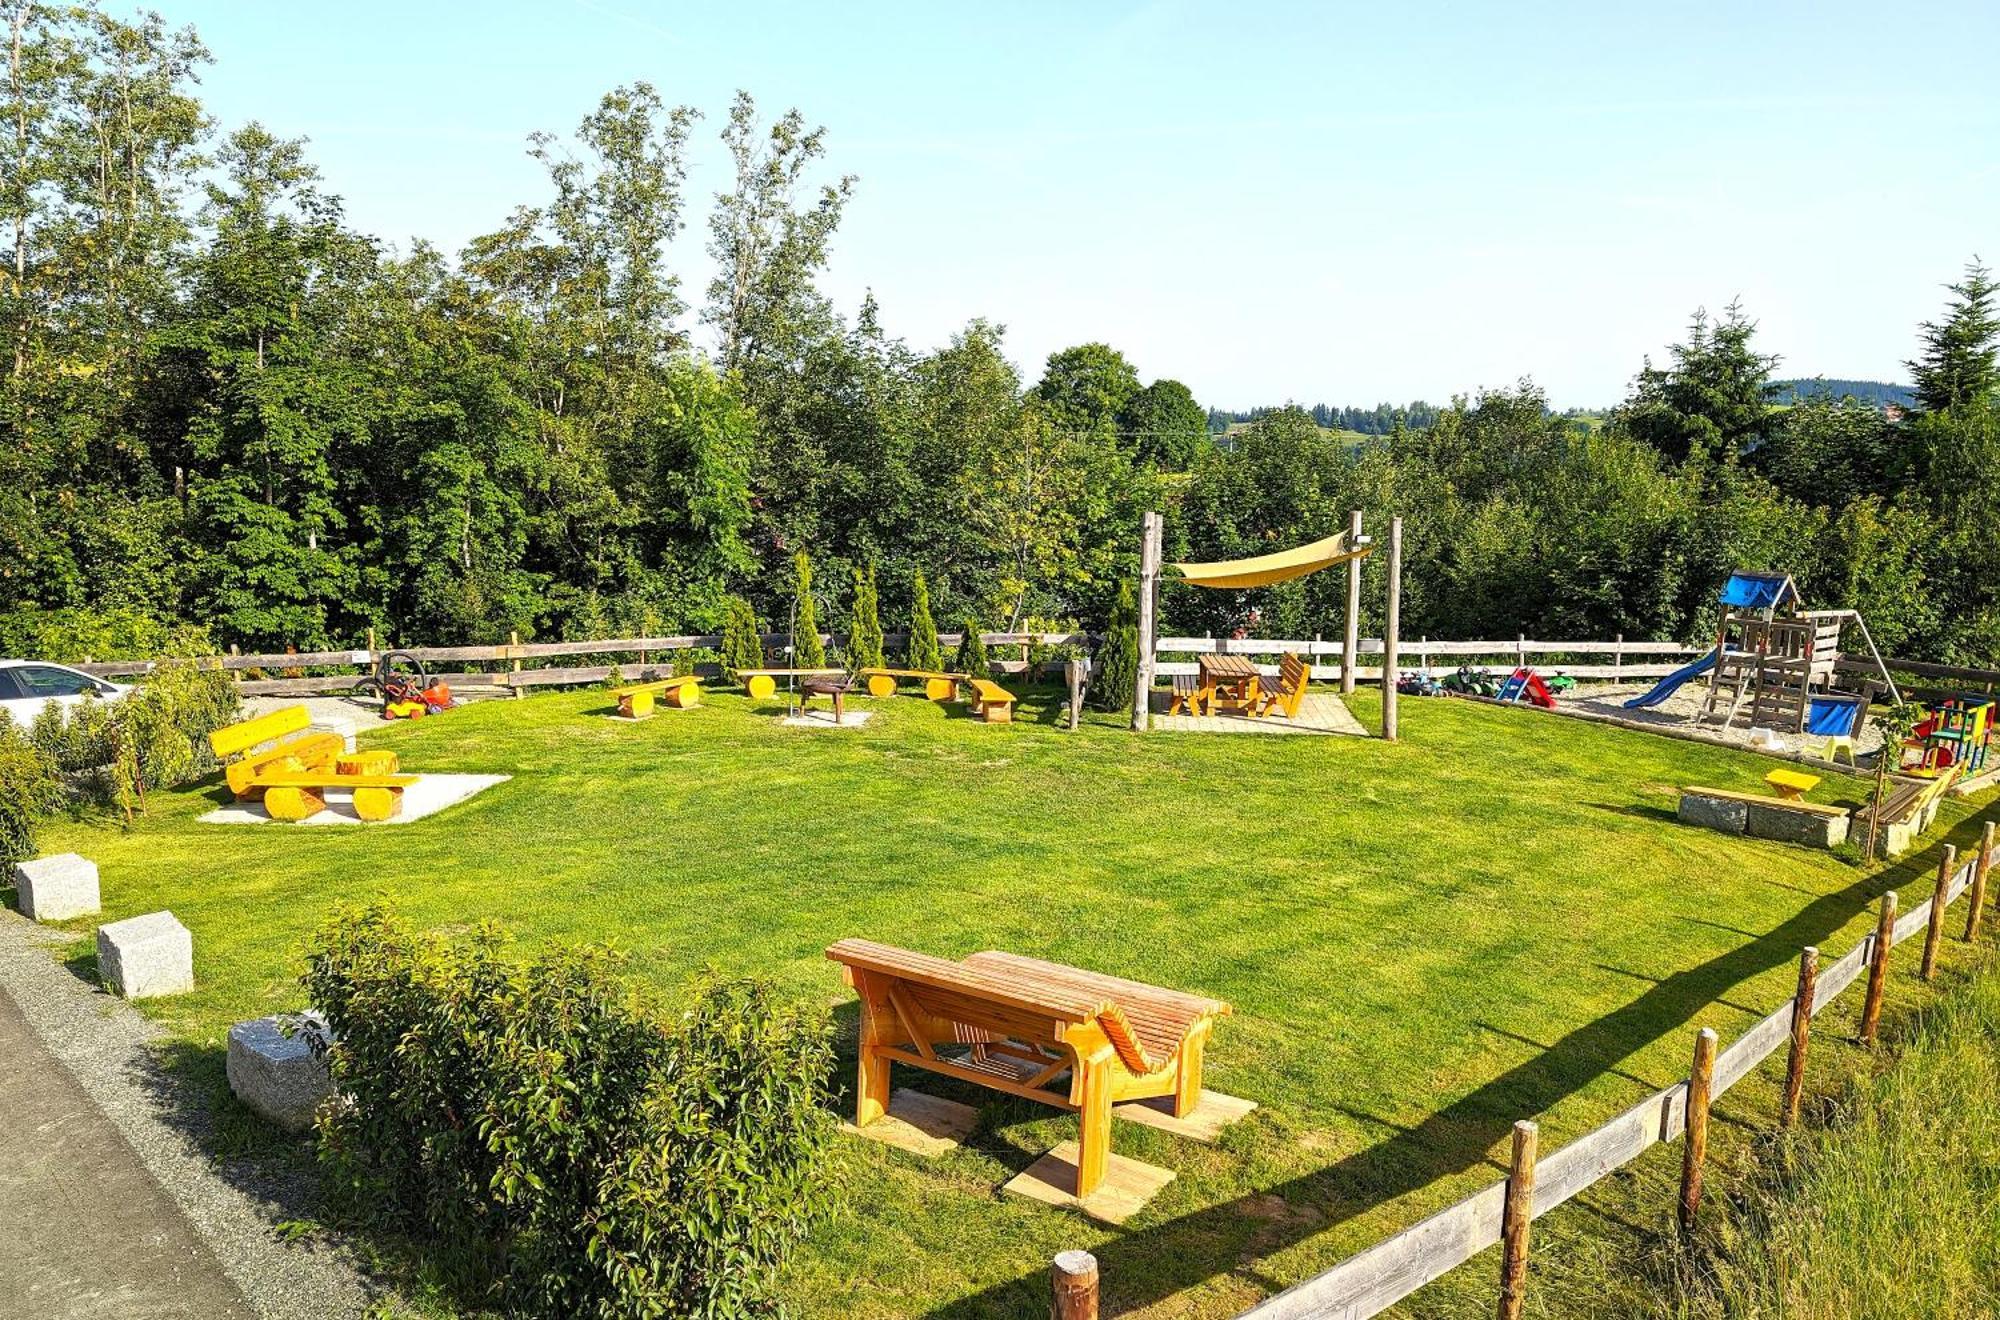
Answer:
1172, 531, 1371, 590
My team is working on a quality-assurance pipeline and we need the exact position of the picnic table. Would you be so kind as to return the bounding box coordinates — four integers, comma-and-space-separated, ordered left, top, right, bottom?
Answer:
1199, 653, 1262, 715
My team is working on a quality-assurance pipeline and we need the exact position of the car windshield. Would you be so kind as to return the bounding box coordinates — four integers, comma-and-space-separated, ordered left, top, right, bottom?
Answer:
11, 665, 97, 697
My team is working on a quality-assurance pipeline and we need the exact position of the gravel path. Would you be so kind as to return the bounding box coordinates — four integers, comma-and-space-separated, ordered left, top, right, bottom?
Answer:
0, 912, 375, 1320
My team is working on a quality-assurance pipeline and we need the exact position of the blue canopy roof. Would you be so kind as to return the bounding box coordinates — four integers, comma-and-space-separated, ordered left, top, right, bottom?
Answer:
1719, 571, 1798, 611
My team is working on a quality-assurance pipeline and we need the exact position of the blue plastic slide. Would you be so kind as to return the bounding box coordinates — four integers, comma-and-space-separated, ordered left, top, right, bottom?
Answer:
1623, 648, 1720, 709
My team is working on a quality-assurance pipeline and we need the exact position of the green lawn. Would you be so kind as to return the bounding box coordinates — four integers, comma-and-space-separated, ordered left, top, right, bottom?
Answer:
28, 683, 1993, 1318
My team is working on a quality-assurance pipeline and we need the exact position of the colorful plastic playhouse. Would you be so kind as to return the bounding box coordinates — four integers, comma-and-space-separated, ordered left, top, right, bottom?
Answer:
1903, 693, 1996, 779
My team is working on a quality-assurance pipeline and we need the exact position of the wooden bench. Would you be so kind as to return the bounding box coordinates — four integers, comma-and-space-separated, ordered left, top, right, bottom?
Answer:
1168, 673, 1204, 716
208, 705, 344, 799
1853, 766, 1959, 857
967, 678, 1016, 723
738, 667, 844, 700
826, 939, 1231, 1198
607, 674, 701, 718
857, 668, 967, 701
1257, 653, 1310, 720
256, 770, 420, 822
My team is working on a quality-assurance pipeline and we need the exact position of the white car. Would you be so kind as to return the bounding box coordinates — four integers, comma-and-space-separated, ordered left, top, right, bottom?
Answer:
0, 660, 132, 726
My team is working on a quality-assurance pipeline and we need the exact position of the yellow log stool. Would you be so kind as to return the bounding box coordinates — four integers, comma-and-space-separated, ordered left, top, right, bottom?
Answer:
746, 673, 777, 700
660, 679, 699, 708
337, 751, 400, 776
351, 786, 404, 822
925, 676, 957, 701
626, 688, 657, 719
866, 673, 898, 698
263, 785, 327, 821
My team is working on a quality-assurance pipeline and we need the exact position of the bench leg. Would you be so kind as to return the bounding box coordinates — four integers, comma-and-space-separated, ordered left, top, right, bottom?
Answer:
1173, 1026, 1210, 1117
352, 786, 403, 823
856, 1046, 891, 1128
1075, 1060, 1113, 1198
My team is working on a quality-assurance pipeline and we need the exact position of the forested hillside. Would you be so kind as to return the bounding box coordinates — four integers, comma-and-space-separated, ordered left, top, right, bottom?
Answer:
4, 5, 1999, 666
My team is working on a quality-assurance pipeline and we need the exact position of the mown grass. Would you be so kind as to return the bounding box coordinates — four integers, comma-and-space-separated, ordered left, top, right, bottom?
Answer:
31, 682, 1995, 1318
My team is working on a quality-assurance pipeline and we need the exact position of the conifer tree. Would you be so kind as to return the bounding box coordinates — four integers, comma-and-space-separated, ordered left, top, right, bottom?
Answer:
1090, 580, 1139, 711
847, 565, 884, 670
906, 572, 941, 671
720, 596, 763, 679
1909, 260, 1999, 414
792, 552, 825, 667
953, 614, 989, 678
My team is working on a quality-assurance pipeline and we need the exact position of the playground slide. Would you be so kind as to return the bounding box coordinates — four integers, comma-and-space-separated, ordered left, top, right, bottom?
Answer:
1623, 648, 1719, 709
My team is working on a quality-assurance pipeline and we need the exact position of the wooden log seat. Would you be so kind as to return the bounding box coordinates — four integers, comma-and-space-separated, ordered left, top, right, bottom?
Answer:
608, 674, 701, 718
258, 772, 419, 822
967, 678, 1016, 724
738, 668, 843, 700
207, 705, 344, 799
826, 939, 1232, 1198
857, 668, 969, 701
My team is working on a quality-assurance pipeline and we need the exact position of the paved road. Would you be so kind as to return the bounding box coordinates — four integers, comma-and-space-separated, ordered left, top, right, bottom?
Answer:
0, 983, 251, 1318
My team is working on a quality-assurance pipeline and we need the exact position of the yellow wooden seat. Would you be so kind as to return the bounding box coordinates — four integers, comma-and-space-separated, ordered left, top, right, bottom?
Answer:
608, 674, 701, 718
1256, 653, 1310, 720
737, 668, 843, 700
857, 668, 969, 700
257, 771, 420, 822
967, 678, 1016, 723
208, 705, 344, 799
826, 940, 1232, 1198
1763, 767, 1822, 800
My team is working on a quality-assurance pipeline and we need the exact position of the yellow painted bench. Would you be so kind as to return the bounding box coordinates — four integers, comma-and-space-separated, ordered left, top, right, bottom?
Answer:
827, 939, 1232, 1199
737, 667, 843, 700
857, 668, 967, 700
968, 678, 1016, 723
608, 674, 701, 718
256, 771, 420, 822
208, 705, 344, 799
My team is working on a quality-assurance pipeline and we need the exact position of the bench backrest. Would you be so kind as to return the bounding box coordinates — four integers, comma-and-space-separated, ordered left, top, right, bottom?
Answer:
1279, 653, 1307, 693
209, 704, 311, 760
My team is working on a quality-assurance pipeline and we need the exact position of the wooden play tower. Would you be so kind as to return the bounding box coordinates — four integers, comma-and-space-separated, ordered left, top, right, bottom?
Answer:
1695, 571, 1894, 733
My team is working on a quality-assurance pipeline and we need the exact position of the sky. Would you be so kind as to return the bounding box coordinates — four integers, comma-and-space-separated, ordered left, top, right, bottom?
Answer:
168, 1, 1999, 410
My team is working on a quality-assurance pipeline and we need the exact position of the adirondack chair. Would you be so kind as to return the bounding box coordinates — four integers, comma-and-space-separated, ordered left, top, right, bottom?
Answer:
1256, 653, 1310, 719
826, 939, 1231, 1198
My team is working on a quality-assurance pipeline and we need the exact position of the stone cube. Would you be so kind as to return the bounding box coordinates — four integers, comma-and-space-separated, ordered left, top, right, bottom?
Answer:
96, 910, 193, 999
1678, 793, 1748, 834
11, 852, 100, 922
1745, 803, 1848, 849
310, 715, 358, 754
227, 1012, 333, 1133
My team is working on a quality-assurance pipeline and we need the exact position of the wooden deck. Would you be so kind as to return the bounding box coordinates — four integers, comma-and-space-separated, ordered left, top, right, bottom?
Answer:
1148, 690, 1366, 737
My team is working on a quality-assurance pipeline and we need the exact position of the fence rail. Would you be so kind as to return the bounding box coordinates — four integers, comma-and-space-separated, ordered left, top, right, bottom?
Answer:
1235, 836, 1991, 1320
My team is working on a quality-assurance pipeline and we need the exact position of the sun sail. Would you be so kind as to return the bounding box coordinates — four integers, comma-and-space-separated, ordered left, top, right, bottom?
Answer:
1172, 531, 1372, 590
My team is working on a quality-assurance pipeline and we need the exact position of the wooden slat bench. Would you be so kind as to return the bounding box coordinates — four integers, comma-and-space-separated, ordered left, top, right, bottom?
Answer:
1257, 653, 1310, 720
207, 704, 418, 822
967, 678, 1016, 724
208, 705, 344, 799
607, 674, 701, 718
1168, 673, 1204, 716
256, 771, 420, 822
1853, 766, 1959, 857
826, 939, 1231, 1197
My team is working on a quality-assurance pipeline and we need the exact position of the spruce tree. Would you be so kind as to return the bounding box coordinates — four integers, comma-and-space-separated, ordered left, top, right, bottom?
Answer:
792, 552, 825, 667
1090, 580, 1139, 712
906, 572, 941, 671
954, 615, 989, 678
720, 596, 763, 679
847, 565, 885, 670
1909, 259, 1999, 414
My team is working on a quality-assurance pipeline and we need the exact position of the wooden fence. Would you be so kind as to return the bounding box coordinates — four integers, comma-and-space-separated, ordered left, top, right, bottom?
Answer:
1152, 635, 1704, 682
1221, 828, 1995, 1320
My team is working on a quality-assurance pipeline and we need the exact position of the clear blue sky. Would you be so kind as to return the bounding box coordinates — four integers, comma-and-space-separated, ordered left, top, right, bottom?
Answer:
171, 1, 1998, 409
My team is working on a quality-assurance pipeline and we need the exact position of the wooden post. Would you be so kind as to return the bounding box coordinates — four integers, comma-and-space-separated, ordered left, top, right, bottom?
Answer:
1678, 1027, 1718, 1232
1382, 516, 1403, 740
1922, 845, 1957, 981
365, 625, 376, 656
1781, 946, 1818, 1129
1516, 633, 1527, 671
1131, 511, 1162, 733
1341, 509, 1363, 694
1612, 633, 1622, 681
1967, 821, 1995, 943
1066, 659, 1087, 732
1860, 890, 1898, 1047
1051, 1249, 1099, 1320
1497, 1119, 1537, 1320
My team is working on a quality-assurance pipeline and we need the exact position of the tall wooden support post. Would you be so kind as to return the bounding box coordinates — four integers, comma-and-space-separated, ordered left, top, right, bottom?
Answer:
1860, 890, 1898, 1047
1967, 821, 1996, 943
1130, 511, 1163, 733
1341, 508, 1363, 694
1781, 946, 1818, 1129
1382, 516, 1404, 741
1922, 845, 1958, 981
1678, 1027, 1718, 1232
1497, 1119, 1537, 1320
1051, 1250, 1099, 1320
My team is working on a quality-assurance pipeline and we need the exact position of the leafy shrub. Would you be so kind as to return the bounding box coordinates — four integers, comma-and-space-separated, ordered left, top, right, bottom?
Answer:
791, 552, 826, 668
846, 565, 884, 670
905, 572, 941, 672
111, 650, 239, 810
719, 596, 764, 679
304, 904, 836, 1319
0, 715, 63, 863
953, 615, 990, 677
1090, 580, 1140, 711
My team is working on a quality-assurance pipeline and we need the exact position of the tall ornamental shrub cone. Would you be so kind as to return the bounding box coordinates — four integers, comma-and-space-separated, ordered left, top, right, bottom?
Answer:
0, 718, 62, 863
1091, 580, 1140, 711
848, 564, 885, 670
792, 552, 826, 668
954, 615, 990, 678
906, 572, 942, 672
720, 596, 763, 680
303, 903, 836, 1318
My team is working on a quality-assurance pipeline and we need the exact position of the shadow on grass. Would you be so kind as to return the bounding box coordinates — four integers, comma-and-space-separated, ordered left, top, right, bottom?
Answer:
1584, 800, 1680, 825
921, 804, 2000, 1319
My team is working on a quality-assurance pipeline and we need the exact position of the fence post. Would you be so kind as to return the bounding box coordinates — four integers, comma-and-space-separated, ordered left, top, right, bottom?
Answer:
1781, 946, 1818, 1129
1967, 821, 1996, 943
366, 626, 376, 656
1860, 890, 1898, 1047
1516, 633, 1527, 670
1051, 1249, 1099, 1320
1383, 516, 1403, 741
1922, 845, 1957, 981
1612, 633, 1622, 681
1498, 1119, 1537, 1320
1679, 1027, 1718, 1232
1131, 511, 1162, 733
1341, 508, 1362, 694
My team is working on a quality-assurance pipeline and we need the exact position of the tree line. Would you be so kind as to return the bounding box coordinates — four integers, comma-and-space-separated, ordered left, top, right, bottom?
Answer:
3, 4, 1997, 670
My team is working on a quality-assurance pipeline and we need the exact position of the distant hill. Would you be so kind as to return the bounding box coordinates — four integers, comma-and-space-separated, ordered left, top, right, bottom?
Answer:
1769, 378, 1914, 409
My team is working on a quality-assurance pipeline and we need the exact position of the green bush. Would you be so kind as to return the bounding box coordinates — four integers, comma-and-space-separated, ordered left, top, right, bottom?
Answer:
791, 552, 826, 668
1090, 580, 1140, 711
846, 564, 884, 670
719, 596, 764, 679
905, 572, 942, 672
111, 651, 239, 810
0, 716, 63, 863
953, 615, 990, 677
304, 904, 836, 1320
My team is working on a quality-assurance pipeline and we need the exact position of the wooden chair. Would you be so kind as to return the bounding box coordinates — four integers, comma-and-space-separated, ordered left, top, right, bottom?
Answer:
1168, 673, 1204, 716
826, 940, 1231, 1198
1256, 653, 1310, 720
